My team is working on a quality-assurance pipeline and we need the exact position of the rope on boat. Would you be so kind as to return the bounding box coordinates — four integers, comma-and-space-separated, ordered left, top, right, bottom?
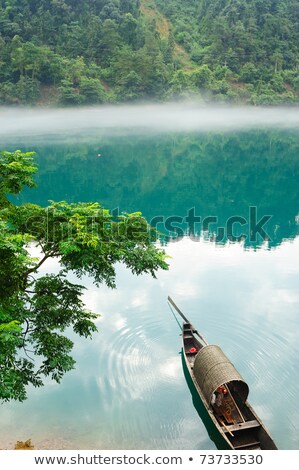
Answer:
168, 296, 209, 345
168, 301, 183, 332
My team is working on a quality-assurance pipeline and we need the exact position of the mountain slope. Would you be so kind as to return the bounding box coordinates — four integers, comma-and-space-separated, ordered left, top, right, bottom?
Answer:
0, 0, 298, 105
155, 0, 299, 102
139, 0, 195, 70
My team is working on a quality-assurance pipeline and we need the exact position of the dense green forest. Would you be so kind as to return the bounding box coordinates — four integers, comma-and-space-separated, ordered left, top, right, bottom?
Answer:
0, 0, 298, 105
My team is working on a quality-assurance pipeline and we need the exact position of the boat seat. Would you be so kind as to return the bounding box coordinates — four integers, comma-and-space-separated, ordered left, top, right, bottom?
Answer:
234, 441, 261, 450
225, 420, 260, 433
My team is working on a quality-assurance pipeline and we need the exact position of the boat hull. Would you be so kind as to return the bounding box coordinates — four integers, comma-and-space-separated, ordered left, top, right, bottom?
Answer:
182, 347, 234, 449
182, 337, 277, 450
182, 350, 232, 450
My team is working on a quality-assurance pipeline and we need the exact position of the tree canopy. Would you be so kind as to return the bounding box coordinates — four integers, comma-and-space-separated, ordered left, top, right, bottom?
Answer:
0, 149, 168, 401
0, 0, 298, 105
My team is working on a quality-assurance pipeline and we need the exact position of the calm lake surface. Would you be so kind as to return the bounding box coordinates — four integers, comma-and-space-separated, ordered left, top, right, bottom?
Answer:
1, 108, 299, 450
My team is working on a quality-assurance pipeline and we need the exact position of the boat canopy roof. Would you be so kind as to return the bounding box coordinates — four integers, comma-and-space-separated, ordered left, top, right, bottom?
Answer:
193, 345, 249, 404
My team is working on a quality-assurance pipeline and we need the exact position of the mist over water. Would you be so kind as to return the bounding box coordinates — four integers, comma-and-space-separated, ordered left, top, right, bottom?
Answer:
0, 104, 299, 141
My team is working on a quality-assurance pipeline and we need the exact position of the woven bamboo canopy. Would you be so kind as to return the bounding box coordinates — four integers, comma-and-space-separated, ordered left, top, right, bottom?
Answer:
193, 345, 249, 405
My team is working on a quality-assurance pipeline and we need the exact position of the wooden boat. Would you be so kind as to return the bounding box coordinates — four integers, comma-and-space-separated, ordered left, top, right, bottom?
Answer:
168, 296, 278, 450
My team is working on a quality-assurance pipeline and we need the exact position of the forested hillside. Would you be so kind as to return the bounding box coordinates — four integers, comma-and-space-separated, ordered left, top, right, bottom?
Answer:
156, 0, 299, 104
0, 0, 298, 105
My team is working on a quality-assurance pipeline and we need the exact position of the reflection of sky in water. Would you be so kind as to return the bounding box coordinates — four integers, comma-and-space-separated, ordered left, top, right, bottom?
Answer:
1, 238, 299, 450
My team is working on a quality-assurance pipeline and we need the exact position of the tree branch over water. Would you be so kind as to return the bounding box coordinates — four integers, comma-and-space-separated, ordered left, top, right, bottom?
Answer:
0, 150, 168, 402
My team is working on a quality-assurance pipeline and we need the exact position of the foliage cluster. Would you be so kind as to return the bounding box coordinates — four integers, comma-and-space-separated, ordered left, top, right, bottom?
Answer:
0, 0, 175, 104
156, 0, 299, 104
0, 149, 168, 401
0, 0, 298, 105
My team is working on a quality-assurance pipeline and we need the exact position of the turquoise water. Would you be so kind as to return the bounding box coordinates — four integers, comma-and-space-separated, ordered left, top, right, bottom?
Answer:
1, 120, 299, 450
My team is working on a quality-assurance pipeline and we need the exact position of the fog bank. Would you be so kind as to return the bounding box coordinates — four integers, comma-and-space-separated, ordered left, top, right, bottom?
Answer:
0, 104, 298, 140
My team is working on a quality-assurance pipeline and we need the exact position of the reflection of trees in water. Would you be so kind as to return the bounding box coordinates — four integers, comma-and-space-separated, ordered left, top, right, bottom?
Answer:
16, 130, 299, 248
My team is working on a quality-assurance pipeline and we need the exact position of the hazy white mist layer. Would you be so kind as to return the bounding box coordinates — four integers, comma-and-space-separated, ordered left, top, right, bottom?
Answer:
0, 104, 298, 139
